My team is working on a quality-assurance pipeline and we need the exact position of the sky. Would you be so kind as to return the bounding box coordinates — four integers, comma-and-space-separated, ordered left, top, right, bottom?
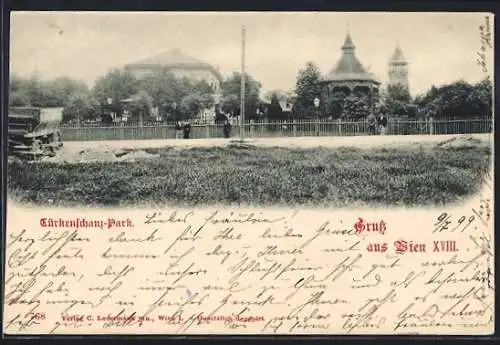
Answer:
9, 11, 494, 97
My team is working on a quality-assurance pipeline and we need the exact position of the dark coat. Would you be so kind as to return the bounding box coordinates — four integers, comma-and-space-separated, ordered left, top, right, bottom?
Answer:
379, 116, 388, 127
367, 113, 378, 127
183, 123, 191, 138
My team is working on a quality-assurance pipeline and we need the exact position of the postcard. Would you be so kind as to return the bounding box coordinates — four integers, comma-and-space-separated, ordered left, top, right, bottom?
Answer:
3, 11, 494, 335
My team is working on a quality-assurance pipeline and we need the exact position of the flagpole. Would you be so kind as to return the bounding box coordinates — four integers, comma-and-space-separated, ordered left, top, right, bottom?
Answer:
240, 25, 246, 141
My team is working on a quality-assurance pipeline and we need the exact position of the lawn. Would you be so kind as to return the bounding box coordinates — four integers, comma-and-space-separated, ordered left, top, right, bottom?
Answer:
7, 143, 491, 208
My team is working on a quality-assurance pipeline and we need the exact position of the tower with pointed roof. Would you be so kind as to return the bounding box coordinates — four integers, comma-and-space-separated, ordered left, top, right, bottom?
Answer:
388, 44, 409, 91
319, 32, 381, 115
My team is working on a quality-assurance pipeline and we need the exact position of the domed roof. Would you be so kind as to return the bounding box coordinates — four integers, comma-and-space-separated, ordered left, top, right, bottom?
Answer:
125, 48, 223, 80
128, 48, 205, 66
324, 33, 380, 84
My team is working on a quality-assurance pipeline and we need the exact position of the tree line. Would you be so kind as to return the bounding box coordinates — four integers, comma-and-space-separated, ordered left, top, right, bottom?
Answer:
9, 62, 492, 124
9, 70, 263, 124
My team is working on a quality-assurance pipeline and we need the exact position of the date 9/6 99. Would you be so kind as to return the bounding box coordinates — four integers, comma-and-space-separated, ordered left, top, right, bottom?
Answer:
433, 200, 491, 234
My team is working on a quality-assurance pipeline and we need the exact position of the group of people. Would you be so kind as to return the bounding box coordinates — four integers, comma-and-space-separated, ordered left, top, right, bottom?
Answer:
174, 119, 232, 139
367, 113, 388, 135
176, 114, 387, 138
175, 121, 192, 139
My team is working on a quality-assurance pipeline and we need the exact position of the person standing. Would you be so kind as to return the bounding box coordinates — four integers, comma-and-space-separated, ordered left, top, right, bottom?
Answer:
175, 121, 183, 139
183, 121, 192, 139
367, 112, 378, 135
223, 119, 232, 138
379, 114, 388, 135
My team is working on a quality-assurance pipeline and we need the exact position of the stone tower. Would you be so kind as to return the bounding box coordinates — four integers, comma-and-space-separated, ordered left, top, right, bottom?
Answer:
388, 43, 409, 91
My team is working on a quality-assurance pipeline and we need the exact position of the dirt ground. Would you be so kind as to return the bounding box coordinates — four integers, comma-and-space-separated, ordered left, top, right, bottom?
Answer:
38, 133, 492, 164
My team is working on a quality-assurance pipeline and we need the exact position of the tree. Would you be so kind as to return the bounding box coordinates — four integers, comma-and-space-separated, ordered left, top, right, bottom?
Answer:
341, 94, 370, 120
379, 84, 418, 118
469, 78, 492, 117
9, 75, 27, 93
62, 92, 100, 123
138, 69, 180, 109
92, 69, 139, 114
9, 75, 32, 106
23, 75, 53, 107
267, 93, 284, 120
47, 77, 88, 106
294, 62, 322, 117
128, 90, 153, 122
387, 84, 411, 103
178, 79, 215, 119
9, 89, 31, 106
9, 74, 89, 108
220, 72, 261, 117
414, 79, 492, 119
137, 71, 215, 120
263, 89, 294, 104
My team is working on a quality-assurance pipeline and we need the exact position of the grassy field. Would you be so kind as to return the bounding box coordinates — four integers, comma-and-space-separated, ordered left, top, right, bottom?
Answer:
7, 142, 491, 208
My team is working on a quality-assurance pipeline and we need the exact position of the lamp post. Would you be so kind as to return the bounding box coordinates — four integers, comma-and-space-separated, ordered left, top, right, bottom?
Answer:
106, 97, 113, 123
369, 84, 375, 112
313, 97, 321, 134
172, 102, 177, 123
314, 97, 320, 118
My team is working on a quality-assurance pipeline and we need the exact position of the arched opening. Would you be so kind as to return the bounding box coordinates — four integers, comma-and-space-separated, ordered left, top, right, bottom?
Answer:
353, 85, 371, 96
332, 86, 351, 98
327, 86, 352, 119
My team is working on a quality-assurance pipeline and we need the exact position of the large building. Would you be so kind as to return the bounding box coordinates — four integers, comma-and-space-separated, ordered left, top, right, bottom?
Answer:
124, 49, 223, 120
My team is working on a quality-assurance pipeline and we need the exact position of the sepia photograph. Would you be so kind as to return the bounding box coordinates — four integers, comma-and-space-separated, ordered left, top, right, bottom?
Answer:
4, 11, 495, 336
7, 12, 493, 208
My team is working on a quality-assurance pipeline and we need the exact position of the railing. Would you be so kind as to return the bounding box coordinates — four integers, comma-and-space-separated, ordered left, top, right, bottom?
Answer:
59, 117, 493, 141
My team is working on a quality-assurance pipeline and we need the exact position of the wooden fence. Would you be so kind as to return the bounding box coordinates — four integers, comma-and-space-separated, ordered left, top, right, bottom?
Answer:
59, 117, 492, 141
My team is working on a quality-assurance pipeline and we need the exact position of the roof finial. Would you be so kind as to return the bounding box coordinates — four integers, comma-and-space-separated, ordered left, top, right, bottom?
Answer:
342, 24, 355, 51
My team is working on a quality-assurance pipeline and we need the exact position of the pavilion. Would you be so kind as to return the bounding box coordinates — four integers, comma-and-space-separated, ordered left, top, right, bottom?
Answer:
319, 32, 381, 113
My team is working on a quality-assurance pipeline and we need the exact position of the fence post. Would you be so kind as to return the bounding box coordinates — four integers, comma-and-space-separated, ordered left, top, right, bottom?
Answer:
429, 117, 434, 135
206, 124, 210, 138
120, 121, 125, 140
139, 112, 144, 140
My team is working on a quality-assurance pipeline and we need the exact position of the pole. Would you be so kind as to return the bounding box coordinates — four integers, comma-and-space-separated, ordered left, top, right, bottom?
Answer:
370, 84, 374, 112
240, 25, 246, 140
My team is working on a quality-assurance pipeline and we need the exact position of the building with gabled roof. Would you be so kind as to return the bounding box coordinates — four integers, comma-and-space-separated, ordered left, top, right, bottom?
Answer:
125, 48, 223, 84
124, 49, 223, 121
